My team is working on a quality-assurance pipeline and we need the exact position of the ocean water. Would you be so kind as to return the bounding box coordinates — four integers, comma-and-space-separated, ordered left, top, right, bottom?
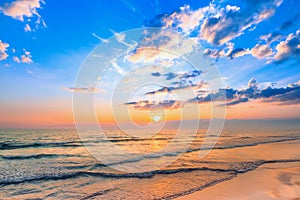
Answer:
0, 127, 300, 199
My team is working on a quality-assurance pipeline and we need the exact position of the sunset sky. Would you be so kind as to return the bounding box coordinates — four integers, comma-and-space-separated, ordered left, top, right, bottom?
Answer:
0, 0, 299, 128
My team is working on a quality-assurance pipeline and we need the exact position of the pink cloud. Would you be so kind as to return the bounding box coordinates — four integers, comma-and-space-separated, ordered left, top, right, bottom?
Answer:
0, 0, 45, 24
0, 40, 9, 61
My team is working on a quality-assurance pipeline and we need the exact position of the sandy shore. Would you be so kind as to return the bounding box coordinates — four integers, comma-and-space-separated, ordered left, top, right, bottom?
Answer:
176, 162, 300, 200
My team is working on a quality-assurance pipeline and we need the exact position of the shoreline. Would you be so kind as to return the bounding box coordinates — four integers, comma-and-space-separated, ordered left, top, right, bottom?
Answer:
174, 161, 300, 200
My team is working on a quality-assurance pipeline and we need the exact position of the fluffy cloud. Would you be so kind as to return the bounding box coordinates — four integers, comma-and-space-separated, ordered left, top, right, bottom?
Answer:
20, 50, 33, 64
162, 5, 211, 35
149, 0, 284, 62
127, 30, 197, 63
21, 55, 32, 63
251, 44, 274, 59
0, 0, 45, 23
274, 30, 300, 63
200, 0, 282, 46
0, 40, 9, 60
0, 0, 46, 63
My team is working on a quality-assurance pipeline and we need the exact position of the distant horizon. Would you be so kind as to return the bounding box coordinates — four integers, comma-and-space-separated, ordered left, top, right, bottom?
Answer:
1, 118, 299, 129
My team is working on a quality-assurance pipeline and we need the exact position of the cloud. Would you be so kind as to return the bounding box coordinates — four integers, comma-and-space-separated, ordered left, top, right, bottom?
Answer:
91, 33, 109, 43
203, 48, 224, 59
143, 0, 286, 62
13, 56, 20, 63
223, 97, 249, 106
125, 77, 300, 109
125, 100, 182, 110
180, 69, 202, 79
152, 70, 202, 81
227, 48, 249, 59
188, 78, 300, 106
200, 0, 282, 46
63, 87, 98, 93
145, 81, 207, 96
0, 40, 9, 60
151, 72, 161, 77
164, 72, 178, 80
161, 5, 210, 35
127, 29, 197, 64
0, 0, 46, 63
273, 30, 300, 63
121, 0, 136, 12
0, 0, 45, 24
21, 55, 32, 63
251, 44, 274, 59
24, 24, 31, 32
264, 89, 300, 105
20, 50, 33, 64
260, 32, 282, 44
188, 87, 235, 103
204, 43, 250, 60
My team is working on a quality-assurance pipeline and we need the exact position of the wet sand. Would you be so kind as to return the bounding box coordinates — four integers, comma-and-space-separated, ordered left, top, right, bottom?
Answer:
176, 162, 300, 200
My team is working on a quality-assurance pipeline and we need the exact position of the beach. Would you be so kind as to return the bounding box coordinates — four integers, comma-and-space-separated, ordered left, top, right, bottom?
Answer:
176, 162, 300, 200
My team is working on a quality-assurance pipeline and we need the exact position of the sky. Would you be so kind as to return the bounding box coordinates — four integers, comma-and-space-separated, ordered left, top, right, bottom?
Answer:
0, 0, 299, 128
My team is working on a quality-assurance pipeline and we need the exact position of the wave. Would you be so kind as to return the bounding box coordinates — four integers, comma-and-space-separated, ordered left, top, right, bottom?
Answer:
0, 154, 87, 160
1, 159, 300, 186
91, 136, 300, 168
1, 134, 298, 151
0, 141, 82, 150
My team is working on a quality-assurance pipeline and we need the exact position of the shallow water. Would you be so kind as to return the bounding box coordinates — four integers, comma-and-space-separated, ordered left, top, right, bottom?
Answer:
0, 128, 300, 199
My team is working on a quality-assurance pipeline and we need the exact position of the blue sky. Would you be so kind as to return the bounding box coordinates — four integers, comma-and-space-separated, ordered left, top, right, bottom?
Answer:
0, 0, 299, 127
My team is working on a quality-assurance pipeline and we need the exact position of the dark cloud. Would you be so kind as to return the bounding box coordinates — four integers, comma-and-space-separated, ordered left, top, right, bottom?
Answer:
274, 30, 300, 63
164, 72, 178, 80
151, 72, 161, 77
164, 70, 202, 81
125, 100, 182, 110
223, 97, 249, 106
188, 88, 235, 103
264, 89, 300, 105
204, 48, 223, 59
126, 79, 300, 109
227, 48, 249, 59
188, 78, 300, 106
181, 70, 202, 79
151, 70, 203, 82
145, 81, 206, 95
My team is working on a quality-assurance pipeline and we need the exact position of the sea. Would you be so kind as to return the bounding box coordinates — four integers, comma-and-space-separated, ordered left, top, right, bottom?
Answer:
1, 124, 300, 199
